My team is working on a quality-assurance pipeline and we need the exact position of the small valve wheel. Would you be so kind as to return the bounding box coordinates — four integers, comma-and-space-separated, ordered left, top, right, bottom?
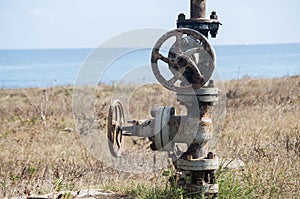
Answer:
151, 28, 216, 93
107, 99, 125, 157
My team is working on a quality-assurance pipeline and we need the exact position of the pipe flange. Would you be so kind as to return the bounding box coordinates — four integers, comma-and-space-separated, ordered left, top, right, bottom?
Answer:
176, 157, 219, 171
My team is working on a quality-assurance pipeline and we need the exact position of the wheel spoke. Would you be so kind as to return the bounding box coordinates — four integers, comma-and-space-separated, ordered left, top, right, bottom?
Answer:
185, 46, 205, 58
168, 76, 178, 86
157, 53, 171, 63
168, 69, 185, 85
175, 32, 183, 54
188, 57, 203, 78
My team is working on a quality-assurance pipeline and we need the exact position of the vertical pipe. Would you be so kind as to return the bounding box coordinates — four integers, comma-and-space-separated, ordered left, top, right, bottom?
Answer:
190, 0, 206, 19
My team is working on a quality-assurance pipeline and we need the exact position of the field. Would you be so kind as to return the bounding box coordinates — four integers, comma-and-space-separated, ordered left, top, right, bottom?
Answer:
0, 76, 299, 198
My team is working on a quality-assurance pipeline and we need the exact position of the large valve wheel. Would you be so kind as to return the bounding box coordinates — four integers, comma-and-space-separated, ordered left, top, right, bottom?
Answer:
107, 99, 125, 157
151, 28, 216, 93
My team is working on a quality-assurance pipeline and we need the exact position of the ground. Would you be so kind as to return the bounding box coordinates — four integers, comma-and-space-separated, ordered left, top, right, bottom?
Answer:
0, 76, 299, 198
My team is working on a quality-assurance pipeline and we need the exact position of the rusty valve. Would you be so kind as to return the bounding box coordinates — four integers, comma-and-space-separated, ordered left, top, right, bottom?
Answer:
107, 99, 125, 157
151, 28, 216, 93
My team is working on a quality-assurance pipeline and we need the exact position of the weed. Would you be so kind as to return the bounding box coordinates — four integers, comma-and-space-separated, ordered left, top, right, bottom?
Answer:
0, 77, 299, 198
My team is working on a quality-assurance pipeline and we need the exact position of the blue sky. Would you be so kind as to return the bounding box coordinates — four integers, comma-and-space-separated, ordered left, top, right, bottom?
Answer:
1, 0, 300, 49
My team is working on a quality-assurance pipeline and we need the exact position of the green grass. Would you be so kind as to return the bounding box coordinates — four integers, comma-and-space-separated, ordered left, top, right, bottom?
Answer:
218, 171, 257, 199
101, 168, 257, 199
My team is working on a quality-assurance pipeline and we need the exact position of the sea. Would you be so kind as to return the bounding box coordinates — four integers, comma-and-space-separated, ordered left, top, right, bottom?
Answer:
0, 43, 299, 88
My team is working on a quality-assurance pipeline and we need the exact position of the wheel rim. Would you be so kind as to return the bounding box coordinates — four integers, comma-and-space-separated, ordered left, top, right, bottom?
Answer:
107, 100, 125, 157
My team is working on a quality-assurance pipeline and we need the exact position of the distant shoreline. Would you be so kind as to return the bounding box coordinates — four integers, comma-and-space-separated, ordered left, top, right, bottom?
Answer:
1, 42, 300, 50
1, 75, 299, 90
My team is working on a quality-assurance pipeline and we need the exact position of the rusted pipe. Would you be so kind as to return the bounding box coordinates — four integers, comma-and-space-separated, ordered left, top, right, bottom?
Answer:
190, 0, 206, 19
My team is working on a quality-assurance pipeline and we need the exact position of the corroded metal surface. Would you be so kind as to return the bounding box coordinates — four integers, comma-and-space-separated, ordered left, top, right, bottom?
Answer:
176, 157, 219, 171
178, 0, 221, 38
151, 28, 216, 93
105, 0, 223, 197
191, 0, 206, 19
107, 99, 125, 157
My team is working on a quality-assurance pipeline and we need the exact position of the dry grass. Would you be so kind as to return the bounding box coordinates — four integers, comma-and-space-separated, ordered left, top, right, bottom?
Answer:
0, 76, 299, 198
217, 76, 300, 198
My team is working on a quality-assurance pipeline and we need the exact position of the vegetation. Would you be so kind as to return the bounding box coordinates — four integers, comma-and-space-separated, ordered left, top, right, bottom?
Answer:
0, 76, 299, 198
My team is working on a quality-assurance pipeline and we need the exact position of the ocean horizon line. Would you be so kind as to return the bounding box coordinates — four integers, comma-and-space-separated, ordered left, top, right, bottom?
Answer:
0, 42, 300, 50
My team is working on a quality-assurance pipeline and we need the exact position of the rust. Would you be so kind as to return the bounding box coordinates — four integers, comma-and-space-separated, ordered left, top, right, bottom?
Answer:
191, 0, 206, 19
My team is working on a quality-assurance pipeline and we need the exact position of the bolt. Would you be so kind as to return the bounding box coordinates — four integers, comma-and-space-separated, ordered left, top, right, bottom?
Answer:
210, 11, 218, 20
208, 80, 214, 87
178, 13, 186, 21
207, 152, 214, 159
150, 142, 157, 150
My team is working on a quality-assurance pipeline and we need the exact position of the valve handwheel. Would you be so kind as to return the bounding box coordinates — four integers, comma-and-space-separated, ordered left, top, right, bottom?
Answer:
107, 99, 125, 157
151, 28, 216, 93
